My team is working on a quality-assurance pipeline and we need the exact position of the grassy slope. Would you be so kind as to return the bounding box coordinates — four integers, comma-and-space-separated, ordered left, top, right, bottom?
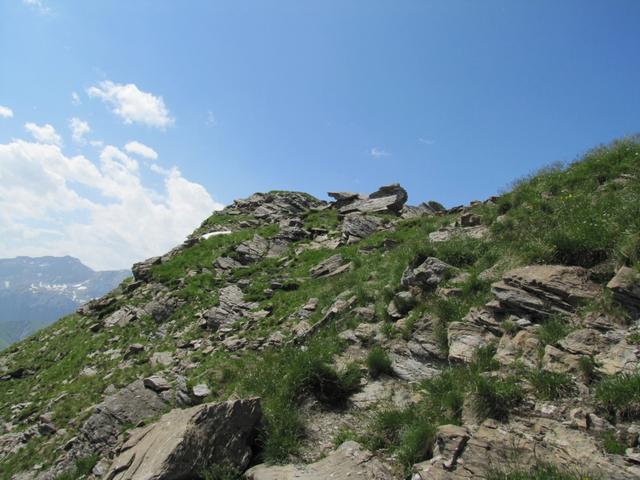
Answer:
1, 137, 639, 478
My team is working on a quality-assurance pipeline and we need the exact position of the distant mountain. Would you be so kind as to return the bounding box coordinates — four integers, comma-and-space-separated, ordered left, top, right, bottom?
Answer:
0, 256, 130, 348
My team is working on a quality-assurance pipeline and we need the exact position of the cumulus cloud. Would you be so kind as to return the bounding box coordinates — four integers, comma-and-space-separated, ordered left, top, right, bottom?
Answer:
0, 139, 222, 270
419, 138, 435, 145
69, 117, 91, 144
25, 122, 62, 146
0, 105, 13, 118
87, 80, 174, 129
71, 92, 81, 106
125, 140, 158, 160
22, 0, 51, 14
370, 147, 391, 158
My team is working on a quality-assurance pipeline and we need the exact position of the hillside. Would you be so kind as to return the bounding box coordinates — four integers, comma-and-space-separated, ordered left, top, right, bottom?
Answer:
0, 257, 130, 349
1, 138, 640, 480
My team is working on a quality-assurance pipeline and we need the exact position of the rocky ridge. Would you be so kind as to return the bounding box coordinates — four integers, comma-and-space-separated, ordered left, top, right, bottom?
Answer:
2, 139, 640, 480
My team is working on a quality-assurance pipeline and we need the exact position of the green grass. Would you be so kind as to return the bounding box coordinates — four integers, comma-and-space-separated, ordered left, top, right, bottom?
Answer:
527, 370, 576, 400
366, 346, 393, 378
488, 137, 640, 268
595, 371, 640, 421
537, 316, 572, 348
601, 431, 626, 455
3, 137, 640, 477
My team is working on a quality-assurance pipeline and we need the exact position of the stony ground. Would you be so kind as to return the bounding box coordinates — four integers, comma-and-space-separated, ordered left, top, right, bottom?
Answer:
2, 138, 640, 480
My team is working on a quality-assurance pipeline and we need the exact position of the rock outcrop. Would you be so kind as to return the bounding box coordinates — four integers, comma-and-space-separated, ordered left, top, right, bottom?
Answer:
490, 265, 602, 319
105, 398, 262, 480
246, 441, 394, 480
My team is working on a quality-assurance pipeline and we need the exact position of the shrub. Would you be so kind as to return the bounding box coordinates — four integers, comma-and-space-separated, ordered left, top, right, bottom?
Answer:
366, 347, 393, 378
595, 372, 640, 420
528, 370, 576, 400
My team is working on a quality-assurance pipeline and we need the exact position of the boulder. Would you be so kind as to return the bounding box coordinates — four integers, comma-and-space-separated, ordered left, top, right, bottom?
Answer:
341, 213, 385, 244
245, 441, 393, 480
103, 306, 141, 328
235, 234, 269, 264
495, 330, 540, 369
447, 322, 498, 363
79, 380, 168, 452
310, 254, 352, 279
338, 184, 408, 215
491, 265, 602, 319
132, 256, 162, 282
143, 375, 171, 393
401, 257, 455, 291
413, 417, 640, 480
105, 399, 262, 480
607, 266, 640, 314
213, 256, 243, 272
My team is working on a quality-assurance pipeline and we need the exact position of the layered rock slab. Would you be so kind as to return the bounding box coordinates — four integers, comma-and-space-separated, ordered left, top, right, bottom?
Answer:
245, 441, 394, 480
106, 398, 262, 480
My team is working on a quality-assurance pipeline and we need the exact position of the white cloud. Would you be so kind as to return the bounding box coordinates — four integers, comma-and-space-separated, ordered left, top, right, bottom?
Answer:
370, 147, 391, 158
69, 117, 91, 144
419, 138, 435, 145
25, 122, 62, 146
125, 140, 158, 160
0, 105, 13, 118
22, 0, 51, 14
0, 139, 222, 270
206, 110, 217, 127
87, 80, 174, 129
71, 92, 81, 106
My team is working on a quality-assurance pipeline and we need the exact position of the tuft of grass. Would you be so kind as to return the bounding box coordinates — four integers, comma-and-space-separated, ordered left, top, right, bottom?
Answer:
537, 316, 572, 348
577, 356, 600, 385
55, 455, 99, 480
366, 346, 393, 379
472, 375, 523, 422
200, 463, 242, 480
527, 370, 576, 400
595, 371, 640, 421
601, 431, 626, 455
364, 408, 435, 475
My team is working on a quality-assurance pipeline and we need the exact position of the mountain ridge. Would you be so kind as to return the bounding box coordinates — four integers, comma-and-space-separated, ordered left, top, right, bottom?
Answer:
1, 138, 640, 480
0, 256, 130, 349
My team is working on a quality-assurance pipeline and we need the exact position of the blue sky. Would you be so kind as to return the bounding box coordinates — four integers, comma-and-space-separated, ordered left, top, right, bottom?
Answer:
1, 0, 639, 269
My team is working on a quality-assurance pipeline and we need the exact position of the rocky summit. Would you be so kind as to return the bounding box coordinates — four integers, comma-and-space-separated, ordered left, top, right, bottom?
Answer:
2, 141, 640, 480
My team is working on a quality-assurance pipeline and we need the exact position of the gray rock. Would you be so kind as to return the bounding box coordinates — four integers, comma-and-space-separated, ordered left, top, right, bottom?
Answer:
132, 256, 161, 282
213, 256, 243, 272
413, 417, 640, 480
105, 399, 262, 480
447, 321, 498, 363
245, 441, 393, 480
143, 375, 171, 392
79, 380, 168, 453
235, 234, 269, 264
341, 213, 385, 244
103, 307, 140, 328
338, 184, 408, 215
192, 384, 211, 399
309, 254, 352, 279
401, 257, 455, 291
607, 266, 640, 314
491, 265, 602, 319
